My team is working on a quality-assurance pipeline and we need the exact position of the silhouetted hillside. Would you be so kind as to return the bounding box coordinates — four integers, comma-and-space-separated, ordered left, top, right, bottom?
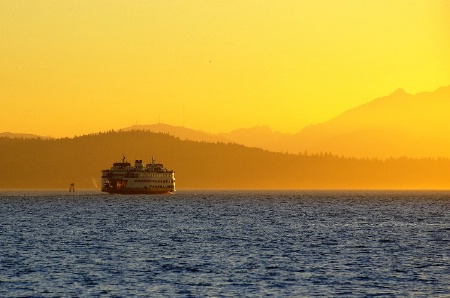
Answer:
122, 124, 230, 143
121, 124, 293, 152
0, 131, 449, 190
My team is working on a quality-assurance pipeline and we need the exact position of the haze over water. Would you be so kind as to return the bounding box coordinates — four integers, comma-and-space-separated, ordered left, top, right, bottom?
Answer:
2, 190, 450, 297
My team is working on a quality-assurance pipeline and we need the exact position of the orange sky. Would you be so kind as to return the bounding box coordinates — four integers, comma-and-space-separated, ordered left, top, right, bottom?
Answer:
1, 1, 449, 137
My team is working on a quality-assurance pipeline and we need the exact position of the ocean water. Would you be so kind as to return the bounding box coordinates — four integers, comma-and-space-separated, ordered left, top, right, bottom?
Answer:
1, 190, 450, 297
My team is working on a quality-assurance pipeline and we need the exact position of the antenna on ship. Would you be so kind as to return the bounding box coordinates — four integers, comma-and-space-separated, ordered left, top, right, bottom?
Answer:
148, 155, 154, 169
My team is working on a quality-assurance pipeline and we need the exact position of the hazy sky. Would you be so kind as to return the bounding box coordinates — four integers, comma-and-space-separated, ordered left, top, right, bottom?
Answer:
1, 1, 449, 137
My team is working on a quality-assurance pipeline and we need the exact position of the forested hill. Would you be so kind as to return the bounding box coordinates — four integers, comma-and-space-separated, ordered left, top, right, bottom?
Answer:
1, 130, 449, 190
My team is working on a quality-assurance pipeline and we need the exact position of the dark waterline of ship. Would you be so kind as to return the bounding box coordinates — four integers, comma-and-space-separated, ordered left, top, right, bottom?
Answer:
1, 190, 450, 297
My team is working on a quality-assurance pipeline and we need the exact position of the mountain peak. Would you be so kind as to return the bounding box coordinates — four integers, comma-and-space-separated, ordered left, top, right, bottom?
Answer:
298, 83, 450, 158
390, 88, 408, 96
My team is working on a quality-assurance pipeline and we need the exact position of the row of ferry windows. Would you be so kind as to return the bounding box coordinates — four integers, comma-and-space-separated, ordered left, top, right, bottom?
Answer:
136, 180, 174, 183
145, 185, 173, 189
117, 172, 171, 178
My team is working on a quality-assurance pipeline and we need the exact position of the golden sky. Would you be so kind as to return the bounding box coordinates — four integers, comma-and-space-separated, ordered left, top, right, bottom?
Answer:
1, 0, 449, 137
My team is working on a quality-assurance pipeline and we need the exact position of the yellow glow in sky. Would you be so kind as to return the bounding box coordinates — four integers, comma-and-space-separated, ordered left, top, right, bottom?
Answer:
1, 0, 449, 137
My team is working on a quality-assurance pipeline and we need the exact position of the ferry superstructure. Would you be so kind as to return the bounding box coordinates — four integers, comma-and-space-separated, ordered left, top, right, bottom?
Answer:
101, 156, 176, 194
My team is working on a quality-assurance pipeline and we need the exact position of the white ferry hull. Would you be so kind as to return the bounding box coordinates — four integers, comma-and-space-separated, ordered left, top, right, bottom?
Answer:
103, 188, 174, 195
101, 156, 176, 195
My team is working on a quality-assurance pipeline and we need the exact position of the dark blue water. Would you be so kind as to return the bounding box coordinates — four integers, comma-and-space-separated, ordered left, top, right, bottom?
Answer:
1, 190, 450, 297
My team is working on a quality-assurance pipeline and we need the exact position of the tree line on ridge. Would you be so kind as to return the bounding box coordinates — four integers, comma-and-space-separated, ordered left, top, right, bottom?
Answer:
0, 130, 449, 190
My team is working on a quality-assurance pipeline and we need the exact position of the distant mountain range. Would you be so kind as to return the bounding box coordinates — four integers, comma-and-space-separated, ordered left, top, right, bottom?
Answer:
3, 85, 449, 158
119, 84, 450, 158
121, 123, 295, 153
297, 85, 450, 158
0, 132, 52, 139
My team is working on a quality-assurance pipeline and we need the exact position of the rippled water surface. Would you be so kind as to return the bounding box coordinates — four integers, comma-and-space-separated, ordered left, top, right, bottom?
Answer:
1, 190, 450, 297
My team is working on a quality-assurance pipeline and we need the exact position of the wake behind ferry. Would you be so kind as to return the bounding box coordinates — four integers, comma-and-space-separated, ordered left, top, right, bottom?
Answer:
101, 156, 176, 194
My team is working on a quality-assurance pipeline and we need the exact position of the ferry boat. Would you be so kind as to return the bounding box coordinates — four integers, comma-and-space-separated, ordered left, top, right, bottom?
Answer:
101, 156, 176, 194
